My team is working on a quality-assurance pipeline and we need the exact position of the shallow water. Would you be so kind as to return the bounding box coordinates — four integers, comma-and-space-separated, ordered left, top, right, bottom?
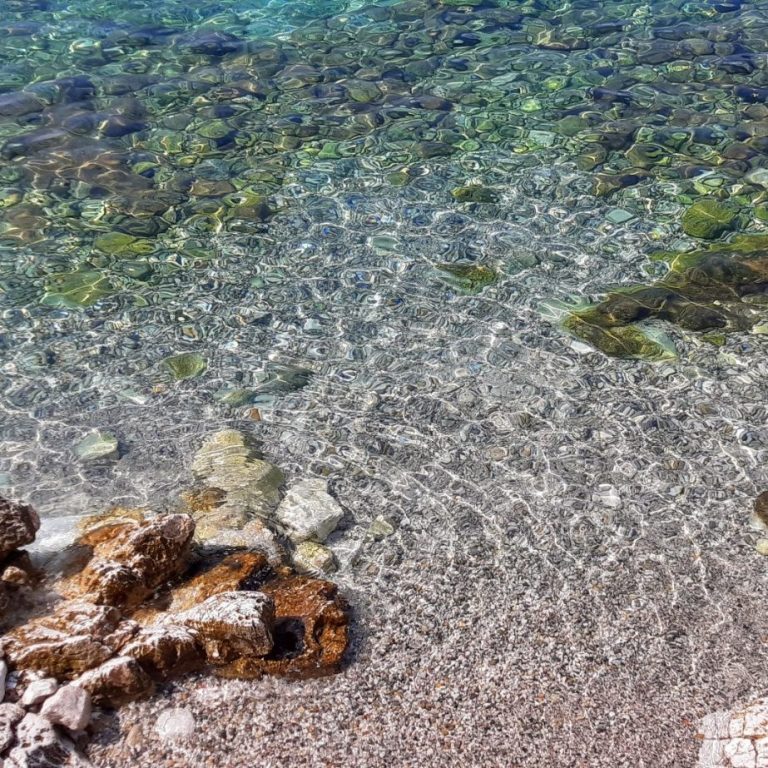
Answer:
2, 0, 768, 763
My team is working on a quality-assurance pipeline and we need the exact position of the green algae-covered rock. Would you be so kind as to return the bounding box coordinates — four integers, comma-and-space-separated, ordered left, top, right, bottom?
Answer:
42, 270, 114, 309
451, 185, 498, 203
682, 200, 737, 240
436, 263, 499, 293
563, 314, 675, 361
93, 232, 154, 256
163, 352, 207, 380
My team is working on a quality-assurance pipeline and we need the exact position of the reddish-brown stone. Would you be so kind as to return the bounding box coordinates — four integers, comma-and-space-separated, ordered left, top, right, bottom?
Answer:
76, 657, 155, 707
217, 572, 350, 679
121, 626, 205, 680
57, 515, 195, 609
0, 497, 40, 562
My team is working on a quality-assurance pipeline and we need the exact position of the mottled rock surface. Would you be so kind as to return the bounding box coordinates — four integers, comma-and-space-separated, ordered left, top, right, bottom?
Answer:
40, 685, 92, 733
178, 591, 274, 663
0, 498, 40, 561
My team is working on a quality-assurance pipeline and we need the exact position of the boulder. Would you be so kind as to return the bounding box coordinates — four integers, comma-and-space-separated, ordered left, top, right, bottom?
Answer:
40, 685, 92, 732
6, 712, 89, 767
0, 498, 40, 562
275, 479, 344, 543
217, 573, 349, 679
1, 601, 122, 678
57, 515, 195, 608
178, 591, 274, 664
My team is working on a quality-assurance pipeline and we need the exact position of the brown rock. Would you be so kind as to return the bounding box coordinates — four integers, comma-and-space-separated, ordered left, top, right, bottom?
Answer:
218, 573, 349, 679
120, 626, 204, 680
75, 657, 154, 708
1, 601, 122, 679
142, 551, 272, 618
755, 491, 768, 528
178, 591, 274, 664
58, 514, 195, 608
0, 498, 40, 562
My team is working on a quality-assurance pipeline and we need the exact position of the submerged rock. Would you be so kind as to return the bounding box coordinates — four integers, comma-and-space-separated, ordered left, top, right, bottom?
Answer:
275, 479, 344, 543
163, 352, 207, 380
681, 200, 738, 240
75, 432, 119, 462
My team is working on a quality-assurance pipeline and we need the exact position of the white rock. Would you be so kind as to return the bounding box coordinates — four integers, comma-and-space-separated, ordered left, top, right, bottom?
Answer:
155, 707, 195, 742
20, 678, 58, 708
0, 702, 24, 753
0, 659, 7, 703
8, 712, 92, 767
40, 685, 92, 732
275, 479, 344, 543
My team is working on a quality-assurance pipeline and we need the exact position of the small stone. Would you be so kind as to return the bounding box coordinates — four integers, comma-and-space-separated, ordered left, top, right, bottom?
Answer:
0, 702, 24, 752
756, 539, 768, 556
75, 432, 119, 462
275, 479, 344, 543
20, 678, 58, 708
293, 541, 337, 575
0, 659, 7, 702
163, 352, 207, 380
155, 707, 195, 742
40, 685, 91, 732
606, 208, 635, 224
753, 491, 768, 530
368, 516, 396, 541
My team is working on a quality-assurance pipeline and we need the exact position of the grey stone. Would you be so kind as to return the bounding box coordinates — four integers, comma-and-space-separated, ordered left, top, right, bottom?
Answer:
7, 712, 91, 767
275, 479, 344, 543
20, 678, 57, 709
40, 685, 91, 732
75, 432, 119, 462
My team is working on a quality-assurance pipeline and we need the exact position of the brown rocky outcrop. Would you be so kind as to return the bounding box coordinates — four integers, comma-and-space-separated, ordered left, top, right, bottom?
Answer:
57, 514, 195, 608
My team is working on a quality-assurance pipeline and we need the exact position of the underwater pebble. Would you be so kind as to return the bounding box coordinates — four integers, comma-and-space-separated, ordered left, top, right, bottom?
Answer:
155, 707, 195, 742
275, 479, 344, 543
75, 432, 119, 462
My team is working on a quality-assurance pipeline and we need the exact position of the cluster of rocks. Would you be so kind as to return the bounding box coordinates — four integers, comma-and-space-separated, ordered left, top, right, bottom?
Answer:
0, 435, 352, 764
183, 429, 347, 575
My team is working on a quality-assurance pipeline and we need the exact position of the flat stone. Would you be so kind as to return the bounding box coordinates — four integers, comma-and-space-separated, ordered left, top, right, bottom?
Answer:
0, 702, 24, 752
40, 685, 92, 732
20, 678, 58, 708
275, 479, 344, 543
155, 707, 195, 742
178, 590, 274, 664
75, 432, 119, 462
368, 516, 396, 540
605, 208, 635, 224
